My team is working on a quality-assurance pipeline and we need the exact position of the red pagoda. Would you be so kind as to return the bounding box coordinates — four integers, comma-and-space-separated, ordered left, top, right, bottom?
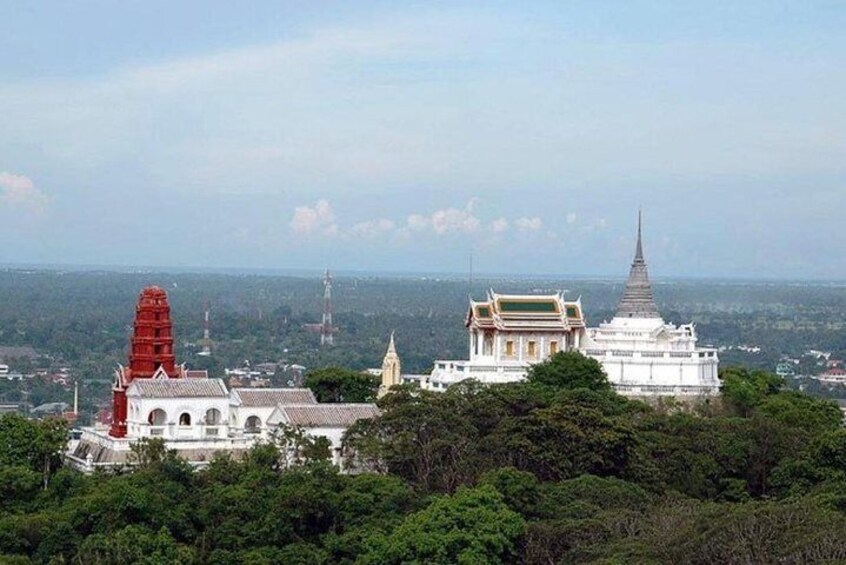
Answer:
109, 286, 183, 438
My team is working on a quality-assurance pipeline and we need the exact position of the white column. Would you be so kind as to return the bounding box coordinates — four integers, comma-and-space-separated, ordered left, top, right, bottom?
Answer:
518, 336, 524, 362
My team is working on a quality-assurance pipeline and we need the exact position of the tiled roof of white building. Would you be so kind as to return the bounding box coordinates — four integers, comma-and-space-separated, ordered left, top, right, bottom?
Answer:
128, 378, 228, 398
231, 388, 317, 407
269, 404, 380, 427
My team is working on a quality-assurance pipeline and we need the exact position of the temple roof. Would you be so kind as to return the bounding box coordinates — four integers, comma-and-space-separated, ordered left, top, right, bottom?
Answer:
127, 378, 228, 398
231, 388, 317, 407
466, 291, 584, 331
615, 212, 661, 319
267, 403, 380, 427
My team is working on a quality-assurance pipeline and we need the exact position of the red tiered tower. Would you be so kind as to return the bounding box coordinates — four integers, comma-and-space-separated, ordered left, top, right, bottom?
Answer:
109, 286, 180, 438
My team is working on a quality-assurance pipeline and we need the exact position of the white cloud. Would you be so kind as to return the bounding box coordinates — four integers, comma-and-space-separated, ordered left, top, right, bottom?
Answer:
0, 172, 48, 214
431, 206, 480, 235
490, 217, 509, 233
403, 201, 480, 236
349, 218, 396, 239
566, 212, 577, 225
290, 199, 338, 236
515, 217, 543, 231
406, 214, 429, 231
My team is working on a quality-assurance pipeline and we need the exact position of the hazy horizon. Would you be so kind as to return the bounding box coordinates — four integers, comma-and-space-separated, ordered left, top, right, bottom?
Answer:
3, 261, 845, 286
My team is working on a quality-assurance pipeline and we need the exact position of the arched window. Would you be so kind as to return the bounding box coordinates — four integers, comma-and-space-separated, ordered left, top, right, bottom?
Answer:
205, 408, 222, 425
148, 409, 167, 426
179, 412, 192, 426
245, 415, 262, 433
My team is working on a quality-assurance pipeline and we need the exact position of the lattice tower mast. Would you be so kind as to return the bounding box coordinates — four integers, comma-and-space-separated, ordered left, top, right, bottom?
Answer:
321, 269, 334, 346
200, 300, 212, 355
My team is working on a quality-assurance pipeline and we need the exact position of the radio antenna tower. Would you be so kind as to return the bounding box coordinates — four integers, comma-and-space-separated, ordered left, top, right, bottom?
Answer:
199, 300, 212, 356
321, 269, 334, 346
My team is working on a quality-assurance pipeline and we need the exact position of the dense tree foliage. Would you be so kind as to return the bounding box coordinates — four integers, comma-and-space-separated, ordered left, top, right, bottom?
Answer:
0, 414, 67, 491
304, 367, 380, 403
3, 357, 846, 561
525, 351, 611, 391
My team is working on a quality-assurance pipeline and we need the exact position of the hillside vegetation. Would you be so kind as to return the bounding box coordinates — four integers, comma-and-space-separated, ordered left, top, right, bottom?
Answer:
2, 354, 846, 563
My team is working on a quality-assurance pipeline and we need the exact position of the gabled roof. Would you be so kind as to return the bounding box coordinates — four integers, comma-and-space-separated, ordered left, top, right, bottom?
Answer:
231, 388, 317, 407
616, 211, 661, 319
466, 290, 583, 331
267, 403, 380, 428
127, 378, 228, 398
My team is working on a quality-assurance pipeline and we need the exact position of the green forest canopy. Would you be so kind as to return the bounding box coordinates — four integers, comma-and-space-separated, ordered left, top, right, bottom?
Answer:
1, 354, 846, 563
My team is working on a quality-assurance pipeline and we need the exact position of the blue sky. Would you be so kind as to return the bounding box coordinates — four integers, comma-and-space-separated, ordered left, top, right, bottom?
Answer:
1, 1, 843, 278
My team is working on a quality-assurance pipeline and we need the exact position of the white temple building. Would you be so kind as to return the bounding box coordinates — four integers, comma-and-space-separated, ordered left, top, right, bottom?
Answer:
580, 214, 720, 396
69, 378, 380, 472
425, 291, 586, 390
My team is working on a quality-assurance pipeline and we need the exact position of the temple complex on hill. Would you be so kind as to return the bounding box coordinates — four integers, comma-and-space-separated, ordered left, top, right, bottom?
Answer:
580, 213, 720, 396
68, 287, 378, 472
415, 213, 719, 397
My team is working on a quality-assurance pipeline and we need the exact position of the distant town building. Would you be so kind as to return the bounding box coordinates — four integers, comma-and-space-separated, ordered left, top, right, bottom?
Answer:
816, 367, 846, 384
776, 362, 796, 378
0, 403, 21, 415
807, 350, 832, 360
0, 369, 32, 381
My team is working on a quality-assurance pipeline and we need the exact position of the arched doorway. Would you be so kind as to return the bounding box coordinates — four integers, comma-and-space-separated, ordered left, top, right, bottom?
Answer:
205, 408, 222, 425
245, 415, 262, 433
147, 409, 167, 426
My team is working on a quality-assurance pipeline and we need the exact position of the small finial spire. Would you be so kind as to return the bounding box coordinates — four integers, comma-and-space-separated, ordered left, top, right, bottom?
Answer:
388, 331, 396, 353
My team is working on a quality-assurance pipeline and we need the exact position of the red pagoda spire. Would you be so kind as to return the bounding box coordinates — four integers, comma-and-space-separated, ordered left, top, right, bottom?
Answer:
110, 286, 180, 438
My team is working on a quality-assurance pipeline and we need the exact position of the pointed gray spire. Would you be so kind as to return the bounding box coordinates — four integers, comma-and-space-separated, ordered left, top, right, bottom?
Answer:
635, 209, 644, 261
616, 212, 660, 318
